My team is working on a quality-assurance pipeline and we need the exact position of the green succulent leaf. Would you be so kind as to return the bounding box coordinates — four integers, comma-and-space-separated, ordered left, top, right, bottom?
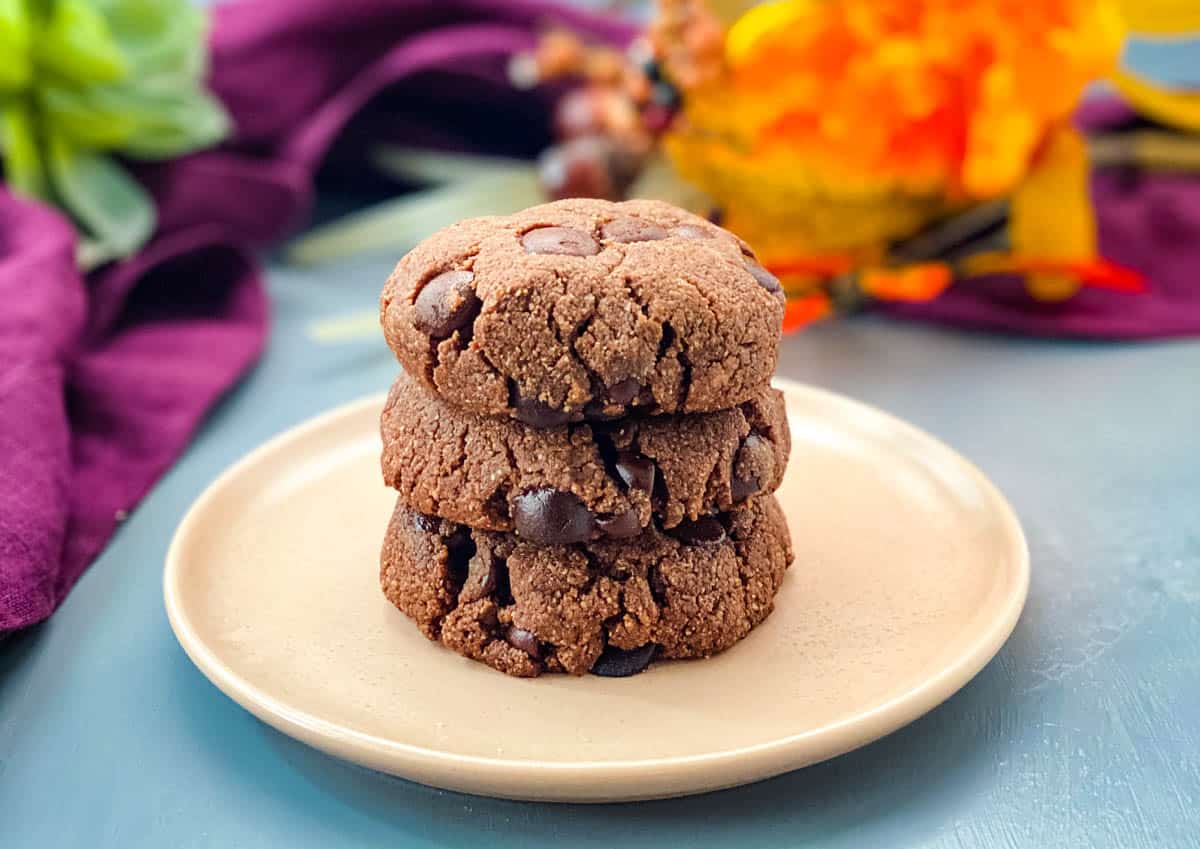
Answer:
38, 79, 229, 156
0, 0, 33, 92
32, 0, 128, 86
46, 129, 154, 261
38, 84, 138, 148
102, 0, 207, 80
0, 98, 47, 197
1, 0, 229, 265
115, 86, 230, 159
76, 233, 126, 269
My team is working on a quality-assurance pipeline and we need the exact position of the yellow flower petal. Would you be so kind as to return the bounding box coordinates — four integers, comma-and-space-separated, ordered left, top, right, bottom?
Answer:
1116, 0, 1200, 35
726, 0, 817, 67
1009, 124, 1094, 300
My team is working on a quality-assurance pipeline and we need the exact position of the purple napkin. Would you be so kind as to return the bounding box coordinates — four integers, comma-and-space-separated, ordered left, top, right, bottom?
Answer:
0, 0, 632, 632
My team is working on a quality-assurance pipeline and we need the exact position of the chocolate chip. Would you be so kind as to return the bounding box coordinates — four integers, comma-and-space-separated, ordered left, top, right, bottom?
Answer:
521, 226, 599, 256
583, 403, 623, 421
459, 548, 499, 603
602, 218, 668, 243
514, 394, 572, 428
731, 472, 762, 502
745, 260, 781, 293
647, 566, 668, 604
671, 225, 712, 240
410, 512, 439, 533
614, 451, 655, 494
731, 434, 772, 501
512, 488, 596, 544
597, 508, 641, 539
412, 270, 479, 338
669, 516, 726, 546
507, 626, 542, 659
591, 643, 657, 677
606, 377, 642, 405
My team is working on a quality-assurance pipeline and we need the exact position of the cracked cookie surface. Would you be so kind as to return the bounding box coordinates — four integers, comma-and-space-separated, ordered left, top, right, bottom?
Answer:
380, 370, 791, 541
380, 198, 786, 425
379, 496, 794, 677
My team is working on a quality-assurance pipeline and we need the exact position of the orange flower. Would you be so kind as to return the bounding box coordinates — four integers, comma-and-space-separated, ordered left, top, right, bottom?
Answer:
717, 0, 1122, 199
860, 264, 954, 302
665, 0, 1123, 265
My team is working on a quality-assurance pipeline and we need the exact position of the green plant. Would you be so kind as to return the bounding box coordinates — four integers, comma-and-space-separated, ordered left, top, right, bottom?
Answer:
0, 0, 230, 266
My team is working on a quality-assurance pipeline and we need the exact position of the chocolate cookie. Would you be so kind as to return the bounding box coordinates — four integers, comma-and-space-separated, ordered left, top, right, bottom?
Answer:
380, 198, 786, 426
380, 371, 790, 542
380, 496, 794, 678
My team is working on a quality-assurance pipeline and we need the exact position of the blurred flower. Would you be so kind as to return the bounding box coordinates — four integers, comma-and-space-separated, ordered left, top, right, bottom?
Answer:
665, 0, 1123, 276
684, 0, 1121, 198
0, 0, 230, 265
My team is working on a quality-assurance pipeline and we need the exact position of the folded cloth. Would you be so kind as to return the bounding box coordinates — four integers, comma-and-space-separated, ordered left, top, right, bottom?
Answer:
0, 0, 632, 632
883, 97, 1200, 337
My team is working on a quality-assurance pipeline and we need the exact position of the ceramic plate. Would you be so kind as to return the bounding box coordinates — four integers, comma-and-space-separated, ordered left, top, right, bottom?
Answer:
164, 380, 1028, 802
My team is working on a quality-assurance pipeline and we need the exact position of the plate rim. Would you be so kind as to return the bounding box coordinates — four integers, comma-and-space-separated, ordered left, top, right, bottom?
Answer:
164, 379, 1029, 799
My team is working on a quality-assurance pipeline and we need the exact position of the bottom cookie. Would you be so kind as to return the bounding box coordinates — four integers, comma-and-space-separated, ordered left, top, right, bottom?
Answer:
379, 496, 793, 678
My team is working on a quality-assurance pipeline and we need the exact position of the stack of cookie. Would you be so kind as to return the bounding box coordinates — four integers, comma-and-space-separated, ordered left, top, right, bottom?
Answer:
377, 199, 793, 677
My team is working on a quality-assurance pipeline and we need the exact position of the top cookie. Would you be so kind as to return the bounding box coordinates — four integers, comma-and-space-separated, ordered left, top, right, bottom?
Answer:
380, 198, 785, 426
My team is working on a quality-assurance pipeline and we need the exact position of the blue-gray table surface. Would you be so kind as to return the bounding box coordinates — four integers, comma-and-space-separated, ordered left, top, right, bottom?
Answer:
3, 243, 1199, 847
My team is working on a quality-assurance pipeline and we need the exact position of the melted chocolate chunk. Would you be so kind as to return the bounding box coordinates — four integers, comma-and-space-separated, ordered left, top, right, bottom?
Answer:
606, 377, 642, 405
669, 516, 726, 546
513, 394, 573, 428
512, 488, 596, 544
582, 400, 624, 421
590, 643, 658, 677
506, 626, 542, 659
410, 512, 439, 533
412, 270, 479, 338
731, 434, 774, 501
731, 474, 761, 502
614, 451, 655, 494
596, 509, 641, 539
744, 260, 781, 293
521, 226, 599, 256
647, 566, 668, 605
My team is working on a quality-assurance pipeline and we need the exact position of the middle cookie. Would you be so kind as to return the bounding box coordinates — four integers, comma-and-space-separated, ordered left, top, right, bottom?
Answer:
381, 370, 790, 545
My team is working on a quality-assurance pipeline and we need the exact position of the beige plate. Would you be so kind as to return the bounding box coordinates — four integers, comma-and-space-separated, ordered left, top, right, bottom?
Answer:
164, 380, 1028, 803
